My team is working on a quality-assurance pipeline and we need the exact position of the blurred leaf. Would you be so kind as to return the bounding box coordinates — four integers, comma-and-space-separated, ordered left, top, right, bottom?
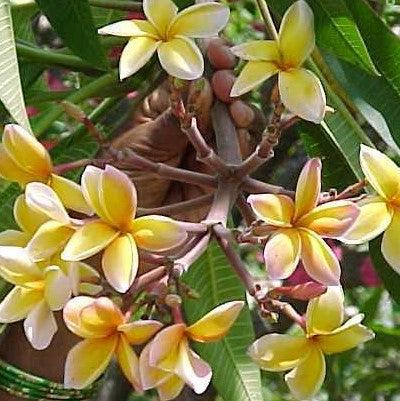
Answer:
91, 4, 124, 28
0, 0, 31, 130
369, 324, 400, 348
183, 241, 263, 401
35, 0, 109, 69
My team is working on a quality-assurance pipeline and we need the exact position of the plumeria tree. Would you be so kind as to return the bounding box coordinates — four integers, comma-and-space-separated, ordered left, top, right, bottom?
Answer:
0, 0, 399, 401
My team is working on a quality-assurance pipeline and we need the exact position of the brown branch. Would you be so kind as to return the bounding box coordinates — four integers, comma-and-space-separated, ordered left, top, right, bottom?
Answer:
242, 177, 295, 197
236, 193, 257, 226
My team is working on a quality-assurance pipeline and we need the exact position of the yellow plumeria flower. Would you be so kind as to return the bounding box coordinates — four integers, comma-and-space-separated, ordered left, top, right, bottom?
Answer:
60, 165, 187, 293
230, 0, 326, 123
248, 158, 360, 285
98, 0, 229, 80
139, 301, 244, 400
249, 286, 374, 400
0, 124, 91, 214
63, 296, 162, 390
342, 145, 400, 272
0, 246, 72, 350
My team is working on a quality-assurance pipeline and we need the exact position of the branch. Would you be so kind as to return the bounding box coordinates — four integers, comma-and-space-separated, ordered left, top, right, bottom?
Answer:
255, 0, 279, 40
89, 0, 141, 11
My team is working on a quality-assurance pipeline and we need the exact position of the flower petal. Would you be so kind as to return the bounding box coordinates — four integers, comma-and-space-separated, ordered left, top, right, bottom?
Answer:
157, 375, 185, 401
360, 144, 400, 200
132, 215, 187, 252
14, 194, 48, 235
102, 233, 138, 293
300, 229, 341, 285
143, 0, 177, 38
230, 61, 278, 97
278, 0, 315, 68
62, 221, 118, 262
44, 266, 71, 311
120, 36, 160, 80
249, 333, 310, 372
231, 40, 279, 61
64, 335, 118, 389
50, 174, 93, 215
0, 287, 42, 322
340, 196, 393, 244
24, 300, 57, 350
118, 320, 163, 345
264, 229, 301, 279
247, 194, 294, 227
168, 2, 229, 38
116, 335, 142, 391
381, 211, 400, 273
158, 36, 204, 80
279, 68, 326, 123
306, 285, 344, 335
186, 301, 244, 342
0, 230, 30, 247
297, 200, 360, 238
294, 158, 321, 221
98, 19, 158, 37
284, 346, 325, 400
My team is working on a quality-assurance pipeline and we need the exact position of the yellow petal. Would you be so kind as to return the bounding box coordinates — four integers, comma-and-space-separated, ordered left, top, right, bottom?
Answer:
279, 68, 326, 123
2, 124, 52, 179
118, 320, 163, 345
14, 194, 48, 235
64, 335, 118, 389
0, 286, 42, 322
306, 286, 344, 335
300, 229, 341, 285
44, 266, 71, 311
62, 221, 118, 262
294, 158, 321, 221
98, 19, 159, 37
25, 182, 70, 225
50, 174, 93, 215
264, 229, 301, 279
0, 230, 30, 247
120, 36, 160, 80
285, 346, 325, 400
116, 335, 142, 391
231, 40, 279, 61
278, 0, 315, 68
297, 200, 360, 238
248, 333, 310, 372
186, 301, 244, 342
230, 61, 278, 97
157, 374, 185, 401
168, 2, 229, 38
132, 215, 187, 252
143, 0, 177, 38
360, 144, 400, 200
102, 233, 138, 293
24, 300, 57, 350
158, 36, 203, 80
100, 165, 137, 231
381, 211, 400, 273
340, 196, 393, 244
27, 221, 74, 262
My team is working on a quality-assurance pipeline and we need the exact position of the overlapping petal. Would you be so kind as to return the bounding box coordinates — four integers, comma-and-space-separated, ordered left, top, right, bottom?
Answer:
0, 287, 42, 322
157, 374, 185, 401
14, 195, 48, 236
44, 266, 71, 311
143, 0, 177, 38
230, 40, 279, 61
381, 211, 400, 273
98, 19, 158, 38
116, 336, 142, 390
118, 320, 163, 344
0, 230, 30, 247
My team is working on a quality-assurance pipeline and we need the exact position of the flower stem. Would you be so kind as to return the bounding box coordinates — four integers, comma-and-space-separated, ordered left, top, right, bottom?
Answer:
88, 0, 141, 11
255, 0, 279, 41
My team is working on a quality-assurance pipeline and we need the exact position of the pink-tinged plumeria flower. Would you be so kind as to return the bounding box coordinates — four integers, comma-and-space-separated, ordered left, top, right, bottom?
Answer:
0, 124, 91, 215
230, 0, 326, 123
249, 286, 374, 400
98, 0, 229, 80
60, 165, 188, 293
248, 158, 360, 285
139, 301, 244, 400
63, 296, 162, 390
342, 145, 400, 273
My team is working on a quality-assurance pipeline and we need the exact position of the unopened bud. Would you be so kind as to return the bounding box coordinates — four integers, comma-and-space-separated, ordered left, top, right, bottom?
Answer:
61, 101, 86, 122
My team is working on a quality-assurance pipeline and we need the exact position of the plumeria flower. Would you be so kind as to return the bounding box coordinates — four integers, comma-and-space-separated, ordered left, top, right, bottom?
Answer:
98, 0, 229, 80
248, 158, 360, 285
139, 301, 244, 400
342, 145, 400, 273
230, 0, 326, 123
0, 124, 91, 214
249, 286, 374, 400
0, 246, 72, 350
60, 165, 188, 293
63, 296, 162, 390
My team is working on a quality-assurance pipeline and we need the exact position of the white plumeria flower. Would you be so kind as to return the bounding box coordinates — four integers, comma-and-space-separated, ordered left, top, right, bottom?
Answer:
98, 0, 230, 80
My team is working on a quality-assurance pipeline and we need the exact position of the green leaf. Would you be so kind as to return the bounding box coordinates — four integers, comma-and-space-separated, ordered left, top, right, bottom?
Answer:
369, 324, 400, 348
183, 242, 263, 401
35, 0, 109, 69
0, 0, 31, 130
91, 3, 124, 27
370, 236, 400, 305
